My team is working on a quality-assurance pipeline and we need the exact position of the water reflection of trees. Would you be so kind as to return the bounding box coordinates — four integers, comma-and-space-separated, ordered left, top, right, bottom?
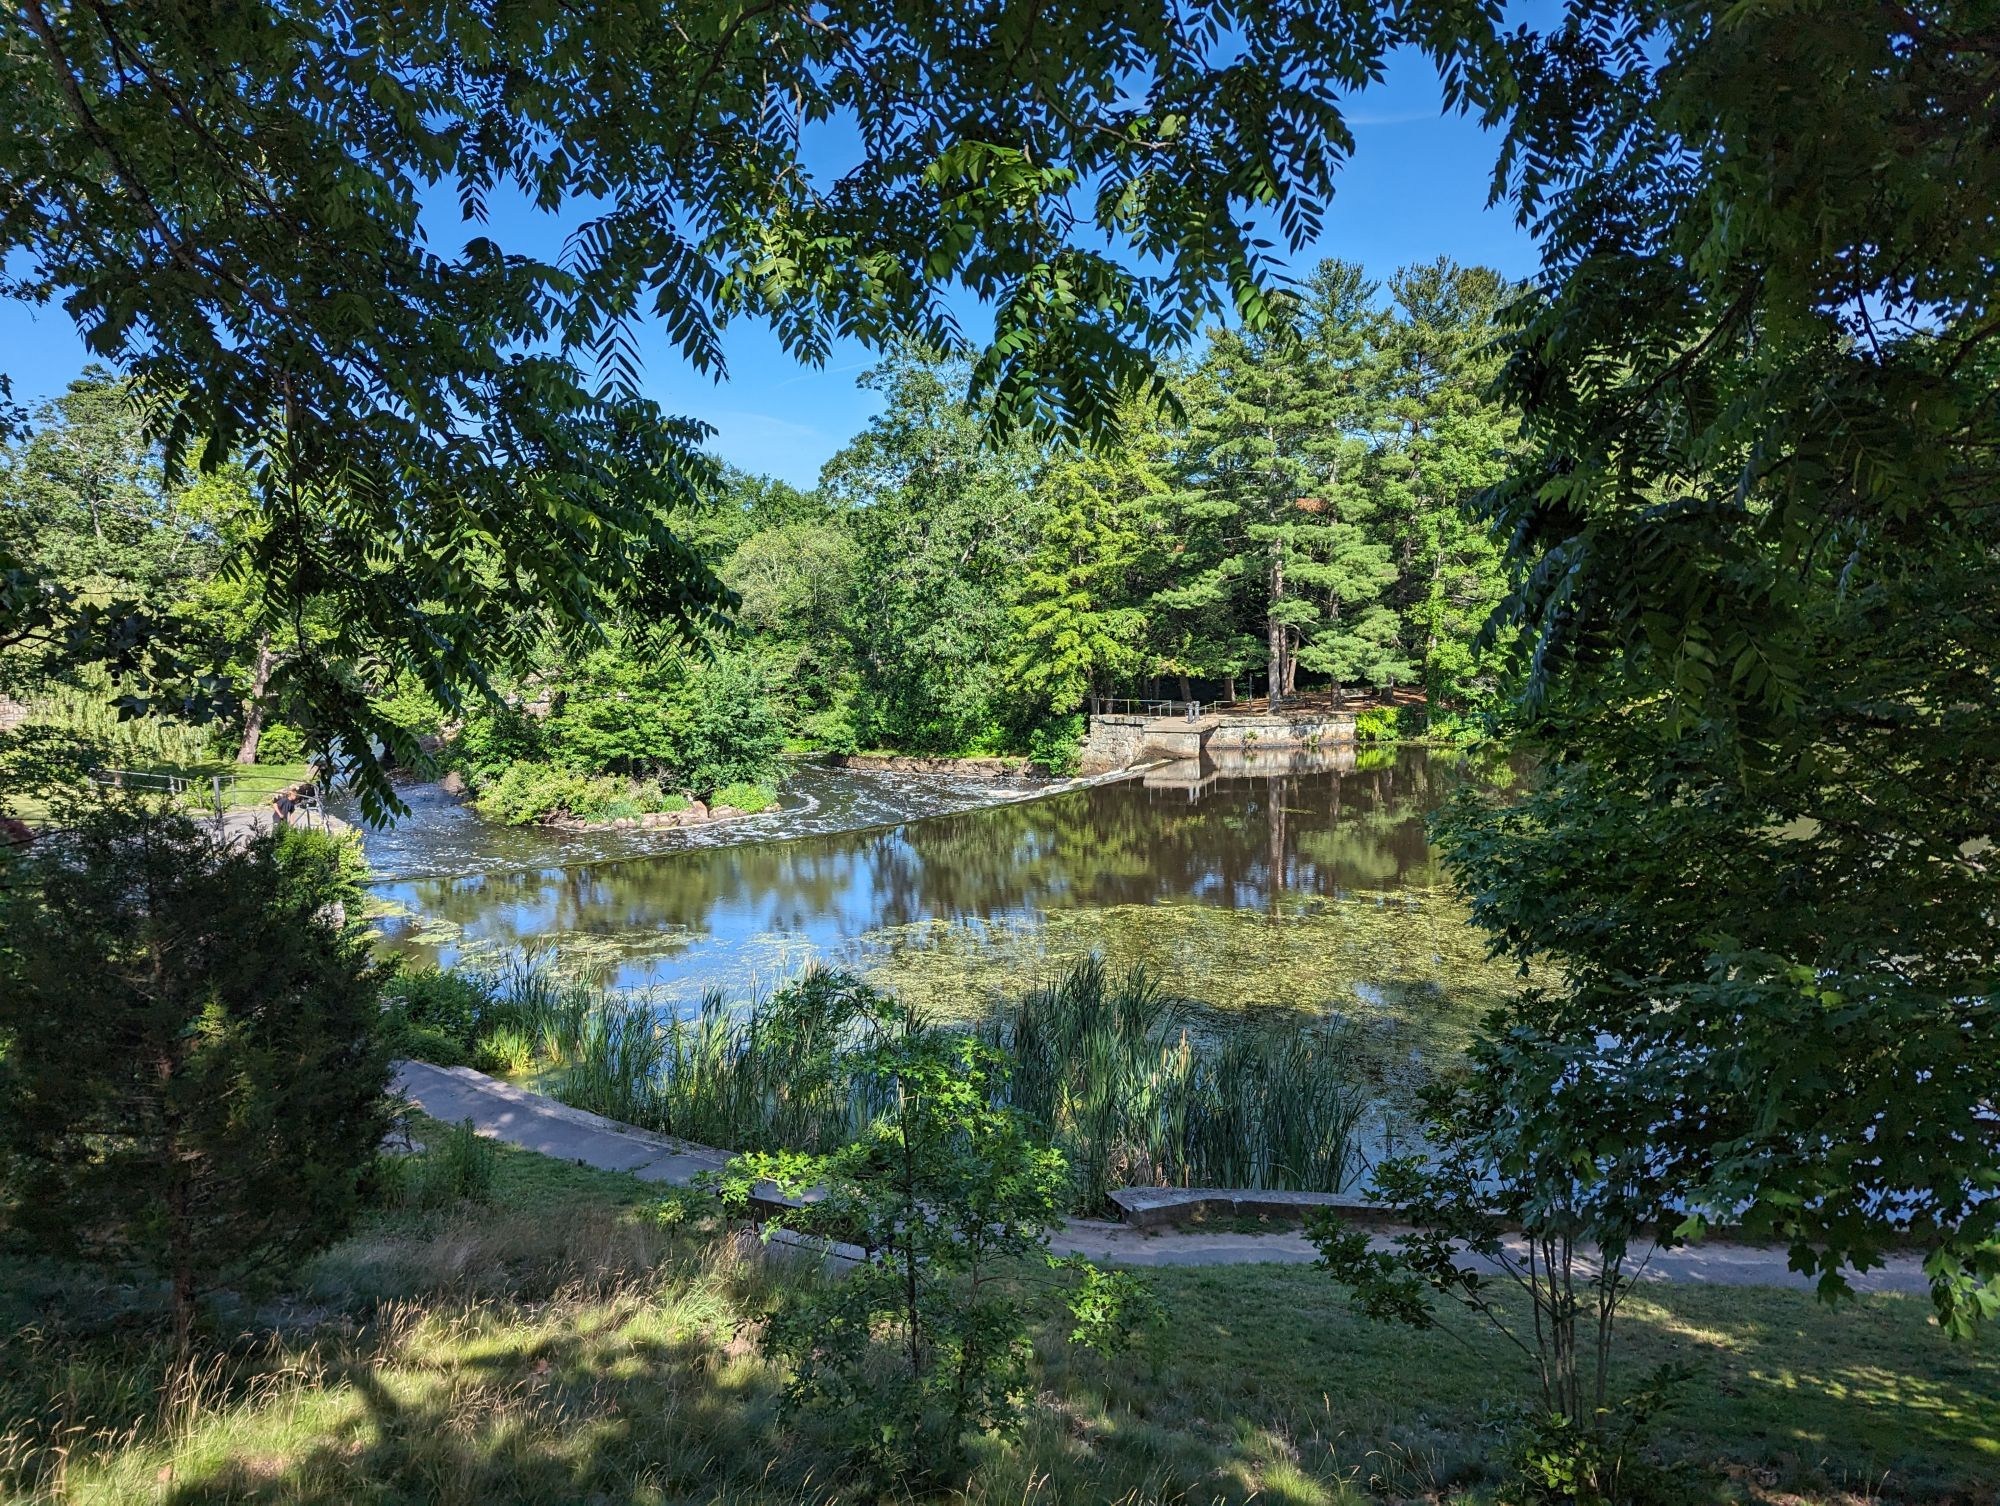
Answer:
387, 747, 1475, 958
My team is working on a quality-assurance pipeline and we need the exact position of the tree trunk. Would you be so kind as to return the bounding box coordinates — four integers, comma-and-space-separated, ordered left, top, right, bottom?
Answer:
1266, 544, 1285, 712
1283, 631, 1299, 696
235, 634, 274, 764
1176, 671, 1191, 704
1222, 672, 1237, 706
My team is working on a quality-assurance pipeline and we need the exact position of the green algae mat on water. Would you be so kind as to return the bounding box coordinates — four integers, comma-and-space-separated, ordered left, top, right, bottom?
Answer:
846, 889, 1511, 1059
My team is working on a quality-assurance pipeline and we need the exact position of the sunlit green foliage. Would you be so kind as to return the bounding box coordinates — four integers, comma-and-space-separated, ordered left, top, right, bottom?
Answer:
5, 0, 1496, 809
1445, 0, 2000, 1332
717, 1023, 1147, 1489
2, 1123, 1991, 1504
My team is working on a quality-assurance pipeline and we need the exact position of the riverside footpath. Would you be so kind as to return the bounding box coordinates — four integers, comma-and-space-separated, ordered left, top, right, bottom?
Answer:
393, 1061, 1932, 1292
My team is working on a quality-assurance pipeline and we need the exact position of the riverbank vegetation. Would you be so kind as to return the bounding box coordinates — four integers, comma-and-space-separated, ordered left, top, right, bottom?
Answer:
3, 1124, 1992, 1506
382, 955, 1378, 1214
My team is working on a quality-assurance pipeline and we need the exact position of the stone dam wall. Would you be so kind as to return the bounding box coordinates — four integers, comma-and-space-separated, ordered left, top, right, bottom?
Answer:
1079, 709, 1360, 775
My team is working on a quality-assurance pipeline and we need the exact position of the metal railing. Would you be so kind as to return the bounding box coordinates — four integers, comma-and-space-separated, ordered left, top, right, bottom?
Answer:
91, 767, 332, 830
1089, 696, 1204, 722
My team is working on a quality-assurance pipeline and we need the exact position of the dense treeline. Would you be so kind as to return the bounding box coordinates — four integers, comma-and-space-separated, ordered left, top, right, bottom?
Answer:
2, 256, 1512, 811
680, 255, 1515, 769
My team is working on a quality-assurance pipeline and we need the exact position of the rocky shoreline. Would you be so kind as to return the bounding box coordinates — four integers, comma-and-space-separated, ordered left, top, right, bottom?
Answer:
540, 799, 754, 834
826, 752, 1041, 781
428, 770, 759, 833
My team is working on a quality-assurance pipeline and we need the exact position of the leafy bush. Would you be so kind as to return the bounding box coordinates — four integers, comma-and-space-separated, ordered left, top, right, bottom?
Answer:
1026, 712, 1085, 776
801, 703, 859, 755
715, 1025, 1152, 1488
379, 966, 493, 1063
471, 762, 625, 824
471, 760, 717, 825
452, 645, 788, 798
254, 721, 306, 762
1352, 704, 1403, 742
707, 780, 777, 813
450, 702, 545, 780
1497, 1370, 1698, 1506
1310, 1029, 1670, 1444
680, 653, 788, 790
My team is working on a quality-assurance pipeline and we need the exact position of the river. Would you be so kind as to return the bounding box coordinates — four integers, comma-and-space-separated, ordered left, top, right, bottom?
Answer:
352, 744, 1521, 1064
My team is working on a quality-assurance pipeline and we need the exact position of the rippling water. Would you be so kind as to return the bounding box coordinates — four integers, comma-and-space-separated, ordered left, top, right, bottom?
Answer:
351, 747, 1521, 1057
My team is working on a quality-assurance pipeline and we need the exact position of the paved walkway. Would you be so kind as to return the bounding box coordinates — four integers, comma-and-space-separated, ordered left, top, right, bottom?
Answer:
393, 1061, 1933, 1294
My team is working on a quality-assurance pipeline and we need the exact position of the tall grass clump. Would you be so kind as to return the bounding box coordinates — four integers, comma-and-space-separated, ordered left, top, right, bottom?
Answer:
480, 950, 594, 1064
983, 957, 1370, 1209
471, 955, 898, 1153
402, 952, 1372, 1214
382, 1119, 499, 1209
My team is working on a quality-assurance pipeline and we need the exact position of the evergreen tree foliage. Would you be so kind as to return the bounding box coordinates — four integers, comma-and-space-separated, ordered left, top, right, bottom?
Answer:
0, 807, 392, 1353
1007, 409, 1163, 712
1169, 262, 1404, 705
1371, 260, 1515, 707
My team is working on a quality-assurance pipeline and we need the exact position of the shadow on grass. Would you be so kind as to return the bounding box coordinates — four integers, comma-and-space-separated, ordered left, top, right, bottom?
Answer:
8, 1128, 1997, 1506
158, 1313, 799, 1506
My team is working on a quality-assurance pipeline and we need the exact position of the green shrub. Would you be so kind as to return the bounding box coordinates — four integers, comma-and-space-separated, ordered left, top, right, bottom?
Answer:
680, 653, 788, 790
0, 806, 392, 1355
1497, 1371, 1699, 1506
471, 761, 704, 824
1027, 712, 1085, 776
802, 704, 859, 754
715, 1026, 1152, 1489
254, 722, 307, 762
471, 761, 625, 824
1353, 704, 1402, 742
708, 780, 777, 813
379, 966, 493, 1062
385, 966, 489, 1039
628, 779, 689, 813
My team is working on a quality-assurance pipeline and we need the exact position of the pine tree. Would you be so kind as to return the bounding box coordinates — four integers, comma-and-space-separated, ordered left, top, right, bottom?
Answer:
1169, 261, 1402, 707
1008, 416, 1162, 713
0, 808, 392, 1360
1371, 260, 1516, 709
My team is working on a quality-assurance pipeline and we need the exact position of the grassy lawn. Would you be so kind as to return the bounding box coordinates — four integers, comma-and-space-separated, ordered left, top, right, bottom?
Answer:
2, 1125, 1992, 1505
4, 760, 313, 824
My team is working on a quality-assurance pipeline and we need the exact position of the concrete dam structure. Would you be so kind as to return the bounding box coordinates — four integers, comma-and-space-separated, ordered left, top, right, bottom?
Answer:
1078, 700, 1361, 776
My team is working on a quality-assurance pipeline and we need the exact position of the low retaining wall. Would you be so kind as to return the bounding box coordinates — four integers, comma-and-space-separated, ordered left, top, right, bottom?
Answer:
1204, 714, 1355, 751
1082, 709, 1362, 773
1077, 715, 1151, 774
1110, 1186, 1402, 1230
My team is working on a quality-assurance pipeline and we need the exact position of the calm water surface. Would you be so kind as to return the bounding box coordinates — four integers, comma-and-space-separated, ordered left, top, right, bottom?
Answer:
354, 746, 1519, 1053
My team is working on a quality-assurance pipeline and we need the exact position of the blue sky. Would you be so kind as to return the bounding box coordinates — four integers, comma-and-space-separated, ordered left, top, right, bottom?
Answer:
0, 46, 1534, 490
